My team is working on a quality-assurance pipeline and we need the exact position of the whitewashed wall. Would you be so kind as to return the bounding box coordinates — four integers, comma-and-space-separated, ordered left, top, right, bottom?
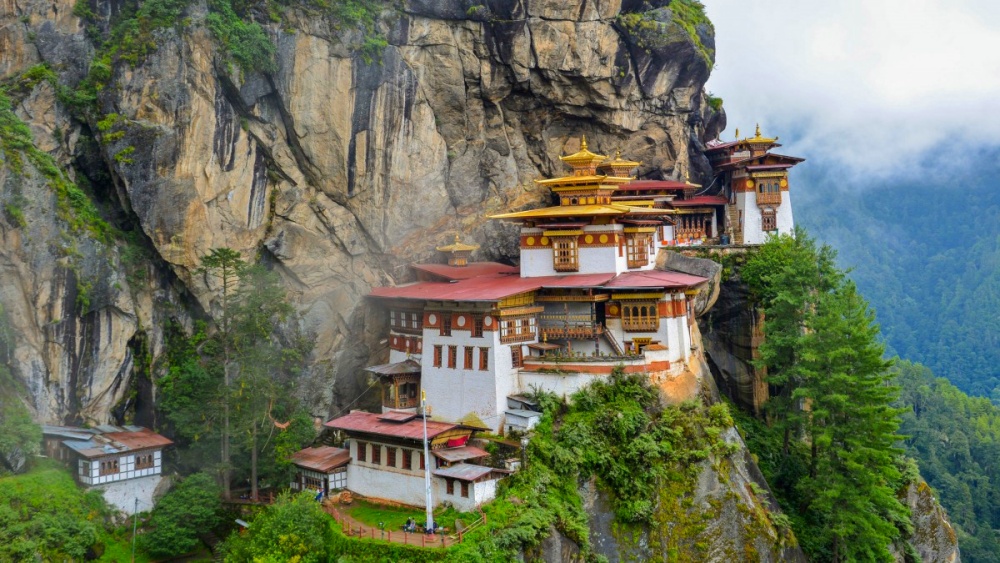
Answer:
77, 450, 162, 486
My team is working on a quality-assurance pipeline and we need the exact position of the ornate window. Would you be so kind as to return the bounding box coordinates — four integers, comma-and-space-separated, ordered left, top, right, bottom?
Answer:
552, 236, 579, 272
135, 453, 154, 470
471, 315, 484, 338
99, 459, 120, 476
440, 315, 452, 336
479, 348, 489, 370
621, 302, 659, 332
448, 346, 457, 368
390, 310, 423, 334
433, 345, 442, 367
500, 316, 536, 344
761, 208, 777, 232
511, 346, 523, 368
626, 234, 651, 268
464, 347, 474, 369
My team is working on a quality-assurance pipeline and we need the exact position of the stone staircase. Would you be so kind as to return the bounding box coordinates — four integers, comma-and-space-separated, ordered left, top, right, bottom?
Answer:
726, 204, 743, 245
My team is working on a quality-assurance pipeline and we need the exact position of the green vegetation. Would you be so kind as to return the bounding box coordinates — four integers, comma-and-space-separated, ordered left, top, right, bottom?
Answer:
0, 462, 142, 561
739, 230, 912, 561
706, 92, 723, 111
345, 498, 477, 532
206, 0, 278, 73
798, 174, 1000, 404
221, 491, 336, 562
617, 1, 714, 65
0, 91, 114, 244
896, 361, 1000, 562
141, 472, 224, 559
158, 249, 314, 499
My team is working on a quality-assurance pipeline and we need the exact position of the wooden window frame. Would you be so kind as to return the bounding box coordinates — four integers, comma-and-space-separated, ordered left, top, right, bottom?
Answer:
471, 315, 484, 338
440, 315, 452, 337
464, 346, 474, 370
448, 346, 457, 369
433, 345, 442, 367
135, 453, 154, 470
626, 234, 650, 268
371, 444, 382, 465
446, 479, 455, 495
479, 347, 489, 370
761, 209, 777, 232
621, 301, 660, 332
552, 236, 579, 272
357, 441, 367, 463
401, 449, 411, 470
461, 481, 470, 498
387, 447, 397, 468
419, 452, 425, 470
511, 346, 523, 368
500, 316, 536, 344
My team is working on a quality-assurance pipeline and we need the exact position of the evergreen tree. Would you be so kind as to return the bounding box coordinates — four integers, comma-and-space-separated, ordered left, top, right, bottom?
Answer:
742, 231, 911, 561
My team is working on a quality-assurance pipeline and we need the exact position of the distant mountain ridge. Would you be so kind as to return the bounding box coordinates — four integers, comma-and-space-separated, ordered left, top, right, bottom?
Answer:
797, 161, 1000, 403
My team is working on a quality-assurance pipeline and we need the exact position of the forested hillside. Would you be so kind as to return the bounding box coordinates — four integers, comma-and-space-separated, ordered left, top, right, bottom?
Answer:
896, 361, 1000, 562
797, 162, 1000, 403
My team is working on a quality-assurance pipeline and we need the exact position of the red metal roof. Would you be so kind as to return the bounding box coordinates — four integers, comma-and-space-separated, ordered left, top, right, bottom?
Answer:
290, 446, 351, 473
369, 273, 615, 302
620, 180, 689, 191
378, 411, 419, 422
670, 196, 728, 207
325, 411, 465, 441
102, 429, 173, 451
411, 262, 518, 281
606, 270, 707, 289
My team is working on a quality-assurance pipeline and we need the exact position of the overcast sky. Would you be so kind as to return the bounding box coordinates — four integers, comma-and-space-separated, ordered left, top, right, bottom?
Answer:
703, 0, 1000, 183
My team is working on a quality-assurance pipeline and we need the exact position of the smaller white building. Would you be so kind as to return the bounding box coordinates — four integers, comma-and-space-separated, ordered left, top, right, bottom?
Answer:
42, 425, 172, 514
289, 446, 350, 498
325, 411, 508, 512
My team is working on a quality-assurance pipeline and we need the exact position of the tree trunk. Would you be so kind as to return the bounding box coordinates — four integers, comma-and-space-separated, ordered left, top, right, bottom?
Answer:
250, 421, 259, 501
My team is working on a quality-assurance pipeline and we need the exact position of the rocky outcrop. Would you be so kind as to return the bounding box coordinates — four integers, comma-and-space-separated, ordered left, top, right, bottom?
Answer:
697, 255, 769, 415
582, 427, 806, 562
894, 481, 961, 563
0, 0, 723, 423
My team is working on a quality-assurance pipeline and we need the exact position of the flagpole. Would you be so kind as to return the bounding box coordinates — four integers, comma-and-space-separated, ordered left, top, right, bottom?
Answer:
422, 390, 434, 533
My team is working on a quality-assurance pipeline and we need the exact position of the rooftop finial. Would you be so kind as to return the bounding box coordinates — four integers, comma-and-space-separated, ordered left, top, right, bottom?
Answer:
735, 127, 740, 139
454, 233, 460, 244
755, 123, 761, 138
581, 135, 588, 151
615, 149, 621, 159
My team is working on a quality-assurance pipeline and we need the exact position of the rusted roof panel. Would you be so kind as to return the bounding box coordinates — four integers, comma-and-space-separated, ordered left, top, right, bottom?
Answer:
432, 446, 490, 463
290, 446, 351, 473
432, 463, 497, 482
103, 429, 173, 450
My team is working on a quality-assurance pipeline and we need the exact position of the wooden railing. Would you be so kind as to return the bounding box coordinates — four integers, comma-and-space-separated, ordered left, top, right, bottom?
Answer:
756, 191, 781, 205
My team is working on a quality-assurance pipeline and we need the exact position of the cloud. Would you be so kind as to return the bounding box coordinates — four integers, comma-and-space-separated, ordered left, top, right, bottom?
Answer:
703, 0, 1000, 181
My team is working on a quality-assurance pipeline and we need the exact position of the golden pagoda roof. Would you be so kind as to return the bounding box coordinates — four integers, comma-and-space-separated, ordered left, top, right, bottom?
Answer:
435, 234, 479, 253
489, 204, 670, 220
558, 136, 608, 167
742, 123, 778, 144
602, 150, 642, 168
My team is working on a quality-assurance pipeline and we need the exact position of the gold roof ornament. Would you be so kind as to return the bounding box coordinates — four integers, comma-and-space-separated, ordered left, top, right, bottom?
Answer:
734, 127, 740, 139
744, 123, 778, 144
559, 135, 608, 169
436, 234, 479, 253
598, 149, 642, 179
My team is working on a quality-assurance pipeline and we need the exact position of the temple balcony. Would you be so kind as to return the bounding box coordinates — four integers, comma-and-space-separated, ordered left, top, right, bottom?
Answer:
539, 312, 604, 340
755, 191, 782, 206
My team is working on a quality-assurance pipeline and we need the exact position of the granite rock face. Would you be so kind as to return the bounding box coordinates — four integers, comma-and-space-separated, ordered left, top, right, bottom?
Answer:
0, 0, 723, 422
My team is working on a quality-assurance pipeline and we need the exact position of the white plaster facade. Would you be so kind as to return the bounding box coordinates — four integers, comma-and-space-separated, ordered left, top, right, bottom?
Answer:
734, 188, 795, 245
77, 450, 163, 486
518, 224, 660, 278
92, 474, 164, 514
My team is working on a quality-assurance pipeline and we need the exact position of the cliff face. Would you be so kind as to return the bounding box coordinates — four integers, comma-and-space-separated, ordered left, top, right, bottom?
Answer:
0, 0, 722, 424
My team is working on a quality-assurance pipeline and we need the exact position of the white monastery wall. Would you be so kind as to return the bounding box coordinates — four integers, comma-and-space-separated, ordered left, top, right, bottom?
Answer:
77, 450, 163, 486
776, 199, 794, 238
421, 327, 498, 426
93, 474, 163, 514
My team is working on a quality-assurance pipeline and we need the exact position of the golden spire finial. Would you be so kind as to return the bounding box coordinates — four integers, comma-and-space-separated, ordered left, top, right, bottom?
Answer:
454, 233, 460, 244
734, 127, 740, 139
581, 135, 588, 151
755, 123, 761, 138
615, 149, 621, 159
